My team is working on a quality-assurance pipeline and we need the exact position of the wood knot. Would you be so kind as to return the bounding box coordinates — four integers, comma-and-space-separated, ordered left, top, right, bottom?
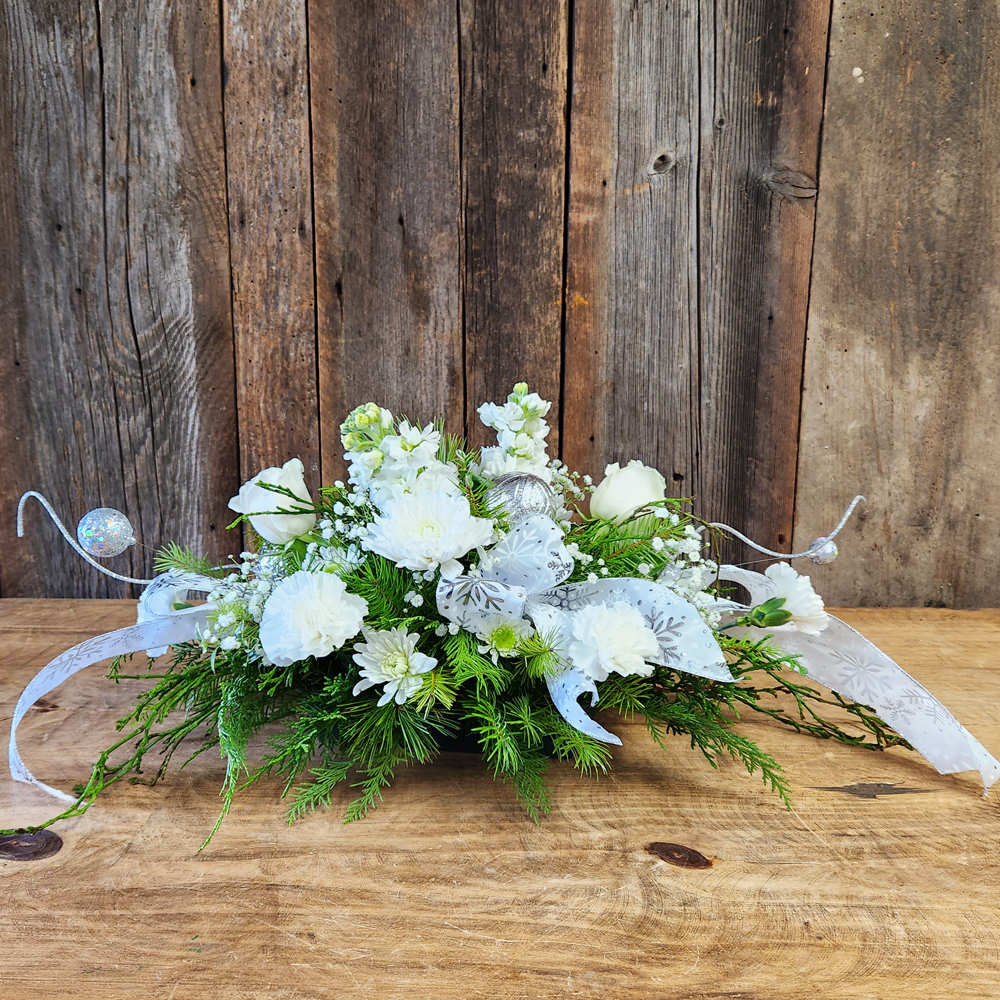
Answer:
0, 830, 63, 861
764, 168, 818, 201
649, 151, 674, 175
645, 842, 712, 869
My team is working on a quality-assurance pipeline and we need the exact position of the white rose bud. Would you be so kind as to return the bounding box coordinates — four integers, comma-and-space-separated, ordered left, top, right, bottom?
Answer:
589, 460, 667, 523
228, 458, 317, 544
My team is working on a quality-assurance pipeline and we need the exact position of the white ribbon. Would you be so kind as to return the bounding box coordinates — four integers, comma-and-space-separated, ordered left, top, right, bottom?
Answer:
716, 565, 1000, 790
437, 516, 733, 745
8, 573, 215, 803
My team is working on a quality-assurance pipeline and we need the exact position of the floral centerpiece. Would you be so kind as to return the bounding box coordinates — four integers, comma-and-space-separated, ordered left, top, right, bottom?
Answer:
6, 384, 997, 843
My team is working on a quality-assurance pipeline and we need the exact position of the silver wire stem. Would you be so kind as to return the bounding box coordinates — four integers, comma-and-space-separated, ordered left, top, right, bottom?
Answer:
708, 494, 865, 560
17, 491, 155, 585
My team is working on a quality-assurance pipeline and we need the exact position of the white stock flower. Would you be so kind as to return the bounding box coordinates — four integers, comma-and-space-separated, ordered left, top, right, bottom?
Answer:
361, 490, 494, 578
367, 459, 462, 511
228, 459, 318, 544
589, 460, 666, 523
380, 420, 441, 468
352, 626, 438, 706
568, 602, 659, 683
764, 562, 829, 635
477, 383, 552, 473
258, 570, 367, 666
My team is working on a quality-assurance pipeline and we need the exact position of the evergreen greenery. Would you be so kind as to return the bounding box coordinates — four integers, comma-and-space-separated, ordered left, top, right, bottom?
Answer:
2, 413, 912, 844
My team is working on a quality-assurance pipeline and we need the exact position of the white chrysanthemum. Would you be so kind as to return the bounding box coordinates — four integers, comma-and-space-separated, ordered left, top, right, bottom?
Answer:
352, 626, 438, 706
362, 490, 494, 578
568, 601, 659, 683
476, 614, 534, 664
764, 562, 829, 635
258, 570, 368, 666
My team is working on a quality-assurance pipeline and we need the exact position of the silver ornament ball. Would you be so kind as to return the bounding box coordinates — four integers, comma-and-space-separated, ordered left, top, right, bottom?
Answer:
77, 507, 136, 558
485, 473, 557, 525
806, 535, 838, 565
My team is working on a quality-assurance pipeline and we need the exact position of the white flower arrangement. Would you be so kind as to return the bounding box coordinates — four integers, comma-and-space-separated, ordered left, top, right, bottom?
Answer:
25, 379, 982, 842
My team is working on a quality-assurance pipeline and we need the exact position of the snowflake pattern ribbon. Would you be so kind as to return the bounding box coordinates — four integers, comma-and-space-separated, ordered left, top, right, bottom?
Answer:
436, 515, 733, 745
714, 565, 1000, 789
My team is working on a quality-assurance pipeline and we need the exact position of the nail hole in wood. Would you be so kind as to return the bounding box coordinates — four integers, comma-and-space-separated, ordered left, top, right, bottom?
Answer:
645, 842, 712, 869
0, 831, 63, 861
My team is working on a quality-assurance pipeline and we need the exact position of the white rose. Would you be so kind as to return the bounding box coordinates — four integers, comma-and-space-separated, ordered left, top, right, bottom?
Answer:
568, 602, 660, 682
589, 460, 666, 522
228, 458, 317, 544
258, 570, 368, 666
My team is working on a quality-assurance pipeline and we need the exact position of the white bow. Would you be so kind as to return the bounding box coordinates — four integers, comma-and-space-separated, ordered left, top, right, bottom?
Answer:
437, 516, 733, 745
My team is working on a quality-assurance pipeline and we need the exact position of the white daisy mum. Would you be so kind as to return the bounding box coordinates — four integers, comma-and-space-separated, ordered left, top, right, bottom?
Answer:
568, 601, 659, 683
259, 570, 368, 667
476, 614, 534, 664
361, 490, 494, 578
764, 562, 830, 635
352, 627, 438, 706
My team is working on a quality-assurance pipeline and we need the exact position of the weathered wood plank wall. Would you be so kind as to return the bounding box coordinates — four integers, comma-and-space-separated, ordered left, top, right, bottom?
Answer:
794, 0, 1000, 607
0, 0, 997, 607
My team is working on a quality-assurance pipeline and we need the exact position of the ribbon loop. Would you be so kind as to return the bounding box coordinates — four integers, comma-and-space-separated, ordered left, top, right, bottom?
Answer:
8, 573, 215, 803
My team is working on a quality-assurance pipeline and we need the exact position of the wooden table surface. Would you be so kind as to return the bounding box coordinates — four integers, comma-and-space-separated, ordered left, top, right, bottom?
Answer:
1, 599, 998, 999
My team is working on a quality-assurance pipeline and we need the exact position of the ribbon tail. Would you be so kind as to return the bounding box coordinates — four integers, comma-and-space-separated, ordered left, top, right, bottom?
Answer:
545, 668, 623, 746
9, 598, 212, 803
714, 565, 999, 790
771, 618, 1000, 791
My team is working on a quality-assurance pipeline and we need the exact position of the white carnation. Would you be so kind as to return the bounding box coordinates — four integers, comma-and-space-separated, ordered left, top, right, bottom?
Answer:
568, 601, 660, 682
258, 570, 367, 666
352, 626, 438, 706
764, 562, 829, 635
362, 490, 494, 578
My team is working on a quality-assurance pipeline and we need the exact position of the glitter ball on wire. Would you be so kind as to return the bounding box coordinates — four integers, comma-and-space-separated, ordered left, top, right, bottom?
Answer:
806, 536, 838, 565
485, 473, 557, 525
76, 508, 136, 558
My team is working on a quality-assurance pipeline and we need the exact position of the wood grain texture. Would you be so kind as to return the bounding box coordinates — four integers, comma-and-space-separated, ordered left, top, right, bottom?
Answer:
459, 0, 568, 448
794, 0, 1000, 607
2, 599, 999, 998
0, 0, 238, 598
564, 0, 831, 563
310, 0, 464, 480
698, 0, 830, 560
563, 0, 700, 488
223, 0, 320, 484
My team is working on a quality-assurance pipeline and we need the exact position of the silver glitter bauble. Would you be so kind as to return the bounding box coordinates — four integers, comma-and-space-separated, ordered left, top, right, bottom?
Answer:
485, 473, 557, 525
77, 507, 136, 557
806, 535, 838, 565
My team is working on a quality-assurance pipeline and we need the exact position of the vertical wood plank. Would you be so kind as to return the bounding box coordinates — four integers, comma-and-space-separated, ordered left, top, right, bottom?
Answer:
564, 0, 830, 563
310, 0, 463, 480
459, 0, 568, 446
223, 0, 319, 484
794, 0, 1000, 607
698, 0, 830, 558
0, 0, 237, 597
563, 0, 700, 487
